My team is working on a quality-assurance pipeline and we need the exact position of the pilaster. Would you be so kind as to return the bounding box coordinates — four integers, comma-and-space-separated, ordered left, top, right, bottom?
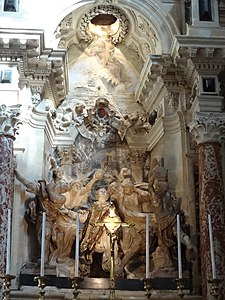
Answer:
0, 104, 21, 285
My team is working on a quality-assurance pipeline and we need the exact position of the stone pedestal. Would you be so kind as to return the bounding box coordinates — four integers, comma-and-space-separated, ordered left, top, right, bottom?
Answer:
189, 112, 225, 300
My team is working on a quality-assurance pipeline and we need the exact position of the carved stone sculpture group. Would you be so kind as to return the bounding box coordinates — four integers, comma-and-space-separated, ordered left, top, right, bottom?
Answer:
15, 156, 196, 278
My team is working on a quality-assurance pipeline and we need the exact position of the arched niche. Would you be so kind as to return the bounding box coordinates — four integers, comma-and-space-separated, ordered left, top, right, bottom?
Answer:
45, 0, 181, 56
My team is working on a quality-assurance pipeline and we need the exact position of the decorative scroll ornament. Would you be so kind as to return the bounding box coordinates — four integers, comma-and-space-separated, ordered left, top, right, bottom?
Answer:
30, 85, 44, 107
79, 5, 129, 44
138, 15, 158, 55
0, 104, 22, 137
188, 112, 225, 145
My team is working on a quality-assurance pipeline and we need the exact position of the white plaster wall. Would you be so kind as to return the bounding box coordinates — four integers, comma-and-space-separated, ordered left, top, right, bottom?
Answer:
150, 124, 192, 217
11, 100, 49, 279
12, 148, 29, 287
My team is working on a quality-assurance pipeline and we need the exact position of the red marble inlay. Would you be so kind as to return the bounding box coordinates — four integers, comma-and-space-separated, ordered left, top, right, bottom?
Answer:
97, 107, 108, 118
199, 142, 225, 300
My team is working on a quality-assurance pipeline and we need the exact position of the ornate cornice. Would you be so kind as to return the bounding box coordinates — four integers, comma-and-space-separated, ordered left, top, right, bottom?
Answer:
135, 36, 225, 119
135, 54, 172, 103
0, 30, 66, 107
188, 112, 225, 145
172, 36, 225, 77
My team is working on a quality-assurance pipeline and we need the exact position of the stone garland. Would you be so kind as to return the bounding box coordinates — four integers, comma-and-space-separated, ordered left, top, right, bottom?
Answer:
79, 5, 129, 44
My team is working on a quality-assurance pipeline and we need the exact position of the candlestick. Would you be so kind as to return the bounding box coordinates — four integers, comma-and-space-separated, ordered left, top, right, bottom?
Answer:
176, 278, 184, 299
34, 276, 46, 300
143, 278, 154, 299
1, 274, 16, 300
208, 214, 216, 280
40, 212, 46, 277
208, 278, 221, 299
6, 208, 11, 275
177, 214, 182, 279
146, 214, 150, 279
75, 213, 79, 277
71, 277, 83, 300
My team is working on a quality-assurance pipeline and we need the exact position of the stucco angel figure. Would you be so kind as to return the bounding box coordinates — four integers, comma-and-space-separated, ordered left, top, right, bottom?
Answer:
148, 158, 196, 272
14, 166, 104, 276
15, 167, 76, 263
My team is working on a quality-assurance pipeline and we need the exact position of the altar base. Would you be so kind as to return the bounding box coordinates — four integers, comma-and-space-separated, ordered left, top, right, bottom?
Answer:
11, 286, 202, 300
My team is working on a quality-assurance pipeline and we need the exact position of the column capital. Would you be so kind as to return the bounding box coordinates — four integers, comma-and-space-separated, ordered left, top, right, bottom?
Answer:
0, 104, 21, 138
188, 112, 225, 145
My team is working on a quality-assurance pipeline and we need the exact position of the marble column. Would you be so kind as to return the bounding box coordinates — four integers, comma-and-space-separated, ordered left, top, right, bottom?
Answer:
0, 105, 21, 279
189, 112, 225, 300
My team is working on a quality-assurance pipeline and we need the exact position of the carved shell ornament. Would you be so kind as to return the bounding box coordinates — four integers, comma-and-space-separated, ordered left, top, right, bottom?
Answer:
79, 5, 129, 44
